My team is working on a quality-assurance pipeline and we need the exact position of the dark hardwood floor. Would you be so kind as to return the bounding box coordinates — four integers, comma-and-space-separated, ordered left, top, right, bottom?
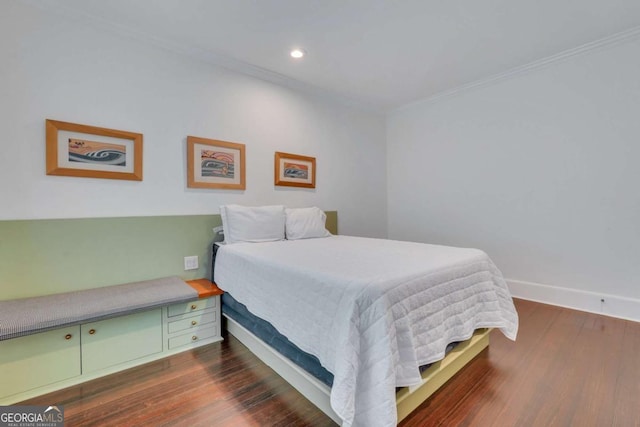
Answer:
22, 299, 640, 426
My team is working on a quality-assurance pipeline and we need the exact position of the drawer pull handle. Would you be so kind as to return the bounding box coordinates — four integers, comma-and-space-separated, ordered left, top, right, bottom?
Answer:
191, 304, 197, 310
65, 334, 72, 340
191, 320, 197, 326
89, 329, 96, 335
192, 336, 198, 341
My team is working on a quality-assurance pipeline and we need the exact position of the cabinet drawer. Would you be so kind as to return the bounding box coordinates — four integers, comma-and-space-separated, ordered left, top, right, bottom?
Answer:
167, 308, 216, 334
82, 309, 162, 374
168, 324, 218, 350
168, 297, 216, 318
0, 327, 81, 400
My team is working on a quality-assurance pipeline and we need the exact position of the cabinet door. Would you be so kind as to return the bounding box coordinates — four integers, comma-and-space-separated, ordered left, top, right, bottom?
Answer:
81, 309, 162, 374
0, 327, 81, 402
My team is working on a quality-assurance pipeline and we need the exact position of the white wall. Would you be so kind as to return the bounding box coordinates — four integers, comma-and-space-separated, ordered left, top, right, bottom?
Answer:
0, 1, 387, 237
387, 37, 640, 317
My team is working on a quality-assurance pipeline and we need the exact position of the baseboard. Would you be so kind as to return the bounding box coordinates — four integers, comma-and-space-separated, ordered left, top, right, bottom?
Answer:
506, 279, 640, 323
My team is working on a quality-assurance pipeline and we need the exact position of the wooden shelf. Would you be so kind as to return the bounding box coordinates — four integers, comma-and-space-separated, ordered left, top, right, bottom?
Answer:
185, 279, 224, 299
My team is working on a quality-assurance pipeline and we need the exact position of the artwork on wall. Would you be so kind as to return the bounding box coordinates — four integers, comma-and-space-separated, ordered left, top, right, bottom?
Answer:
187, 136, 246, 190
45, 119, 143, 181
274, 151, 316, 188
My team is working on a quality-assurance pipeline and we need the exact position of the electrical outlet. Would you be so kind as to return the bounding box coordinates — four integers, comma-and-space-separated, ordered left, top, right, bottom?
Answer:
213, 225, 224, 242
184, 255, 198, 271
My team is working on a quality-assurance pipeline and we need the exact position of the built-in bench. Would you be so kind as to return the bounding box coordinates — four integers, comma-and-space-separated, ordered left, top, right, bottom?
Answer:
1, 277, 224, 405
0, 276, 199, 341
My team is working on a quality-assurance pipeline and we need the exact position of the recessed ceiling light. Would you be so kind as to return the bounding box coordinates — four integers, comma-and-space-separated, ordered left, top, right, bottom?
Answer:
290, 48, 306, 59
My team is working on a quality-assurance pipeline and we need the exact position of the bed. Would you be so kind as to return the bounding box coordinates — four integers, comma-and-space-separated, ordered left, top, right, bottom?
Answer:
212, 206, 518, 427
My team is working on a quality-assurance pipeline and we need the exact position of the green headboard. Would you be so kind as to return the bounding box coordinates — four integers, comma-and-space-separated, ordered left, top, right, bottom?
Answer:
325, 211, 338, 236
0, 211, 337, 300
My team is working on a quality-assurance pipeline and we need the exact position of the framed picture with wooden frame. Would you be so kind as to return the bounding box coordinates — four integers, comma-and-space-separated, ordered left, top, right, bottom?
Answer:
274, 152, 316, 188
187, 136, 246, 190
46, 119, 143, 181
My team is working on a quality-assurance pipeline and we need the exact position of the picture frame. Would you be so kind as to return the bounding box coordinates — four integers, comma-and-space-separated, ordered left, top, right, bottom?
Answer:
274, 151, 316, 188
46, 119, 143, 181
187, 136, 246, 190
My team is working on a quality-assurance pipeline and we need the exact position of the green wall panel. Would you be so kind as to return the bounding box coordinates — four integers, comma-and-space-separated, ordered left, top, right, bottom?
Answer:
0, 215, 221, 300
0, 212, 337, 301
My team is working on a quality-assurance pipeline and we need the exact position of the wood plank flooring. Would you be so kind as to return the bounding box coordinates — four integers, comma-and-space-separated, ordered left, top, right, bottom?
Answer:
21, 299, 640, 426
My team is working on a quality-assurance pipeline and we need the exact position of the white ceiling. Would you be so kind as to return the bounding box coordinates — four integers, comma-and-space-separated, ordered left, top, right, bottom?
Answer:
36, 0, 640, 111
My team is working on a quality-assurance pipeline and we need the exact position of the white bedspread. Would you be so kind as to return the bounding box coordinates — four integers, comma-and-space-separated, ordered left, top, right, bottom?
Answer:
215, 236, 518, 427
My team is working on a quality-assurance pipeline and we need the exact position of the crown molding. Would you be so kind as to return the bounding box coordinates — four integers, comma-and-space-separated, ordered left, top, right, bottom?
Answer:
24, 0, 383, 114
22, 1, 640, 116
393, 25, 640, 114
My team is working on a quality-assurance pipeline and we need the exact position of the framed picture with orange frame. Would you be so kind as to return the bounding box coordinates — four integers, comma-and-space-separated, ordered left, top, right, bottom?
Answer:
274, 151, 316, 189
46, 119, 143, 181
187, 136, 246, 190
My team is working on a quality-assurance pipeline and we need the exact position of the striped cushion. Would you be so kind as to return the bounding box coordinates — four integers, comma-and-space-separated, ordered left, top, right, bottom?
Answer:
0, 276, 198, 341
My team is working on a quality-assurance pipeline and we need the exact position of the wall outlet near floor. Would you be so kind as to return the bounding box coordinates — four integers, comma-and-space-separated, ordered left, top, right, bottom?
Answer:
184, 255, 198, 270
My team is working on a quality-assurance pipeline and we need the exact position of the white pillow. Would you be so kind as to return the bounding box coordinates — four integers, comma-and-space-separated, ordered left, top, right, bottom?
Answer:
285, 207, 331, 240
220, 205, 285, 244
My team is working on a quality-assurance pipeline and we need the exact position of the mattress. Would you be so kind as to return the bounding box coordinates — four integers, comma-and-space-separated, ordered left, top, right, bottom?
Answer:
213, 236, 518, 427
222, 292, 334, 387
221, 292, 458, 388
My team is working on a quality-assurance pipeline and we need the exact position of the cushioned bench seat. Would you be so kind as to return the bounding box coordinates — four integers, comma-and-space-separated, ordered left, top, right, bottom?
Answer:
0, 276, 198, 341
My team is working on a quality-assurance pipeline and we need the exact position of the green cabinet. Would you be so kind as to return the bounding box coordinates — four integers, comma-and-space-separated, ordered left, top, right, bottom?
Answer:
0, 327, 81, 402
0, 297, 221, 405
164, 297, 220, 353
81, 309, 162, 373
